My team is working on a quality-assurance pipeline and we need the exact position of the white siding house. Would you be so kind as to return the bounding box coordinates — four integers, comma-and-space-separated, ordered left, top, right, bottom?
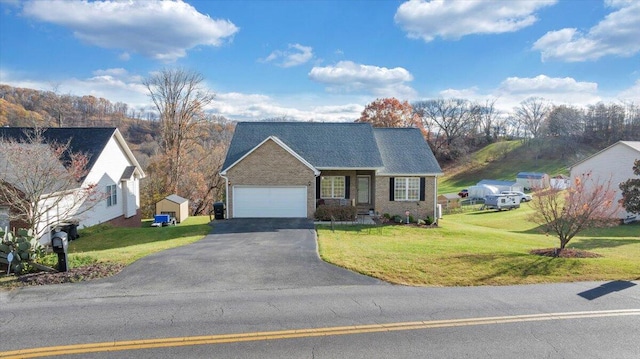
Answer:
569, 141, 640, 221
0, 127, 145, 241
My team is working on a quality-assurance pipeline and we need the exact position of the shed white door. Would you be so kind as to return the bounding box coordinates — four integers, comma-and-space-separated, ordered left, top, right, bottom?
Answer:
233, 186, 307, 218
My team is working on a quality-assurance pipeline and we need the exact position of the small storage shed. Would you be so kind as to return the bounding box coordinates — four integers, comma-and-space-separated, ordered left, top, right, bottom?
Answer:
516, 172, 550, 190
155, 194, 189, 223
437, 193, 461, 211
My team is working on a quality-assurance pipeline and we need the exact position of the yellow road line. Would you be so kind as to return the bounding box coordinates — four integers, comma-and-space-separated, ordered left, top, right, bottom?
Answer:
2, 309, 639, 358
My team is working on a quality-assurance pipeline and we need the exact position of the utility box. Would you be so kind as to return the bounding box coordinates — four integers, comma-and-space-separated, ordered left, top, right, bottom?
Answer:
213, 202, 226, 220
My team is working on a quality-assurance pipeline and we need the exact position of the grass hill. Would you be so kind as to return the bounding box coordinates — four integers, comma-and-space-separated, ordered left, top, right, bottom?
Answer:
438, 140, 594, 194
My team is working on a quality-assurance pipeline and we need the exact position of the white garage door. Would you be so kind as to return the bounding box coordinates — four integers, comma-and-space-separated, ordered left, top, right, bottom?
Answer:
233, 186, 307, 218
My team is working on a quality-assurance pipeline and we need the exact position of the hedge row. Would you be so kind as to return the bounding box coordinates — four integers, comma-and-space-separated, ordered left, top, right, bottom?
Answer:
314, 205, 358, 221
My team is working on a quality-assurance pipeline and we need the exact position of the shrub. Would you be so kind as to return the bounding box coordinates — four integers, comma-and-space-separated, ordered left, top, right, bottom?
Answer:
393, 215, 403, 223
314, 205, 357, 221
0, 228, 44, 274
383, 213, 391, 219
424, 216, 433, 225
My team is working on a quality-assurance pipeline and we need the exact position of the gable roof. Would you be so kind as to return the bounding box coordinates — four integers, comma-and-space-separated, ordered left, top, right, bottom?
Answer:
221, 136, 320, 176
570, 140, 640, 170
0, 127, 145, 179
164, 194, 188, 204
373, 128, 442, 175
478, 179, 519, 187
222, 122, 384, 170
221, 122, 443, 176
516, 172, 547, 179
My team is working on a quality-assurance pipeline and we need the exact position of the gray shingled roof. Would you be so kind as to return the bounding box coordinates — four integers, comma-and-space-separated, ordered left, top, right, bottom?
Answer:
222, 122, 384, 170
222, 122, 442, 175
373, 128, 442, 174
0, 127, 116, 174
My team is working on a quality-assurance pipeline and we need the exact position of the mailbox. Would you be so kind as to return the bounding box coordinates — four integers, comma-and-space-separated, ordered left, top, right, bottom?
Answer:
51, 231, 68, 253
51, 230, 68, 272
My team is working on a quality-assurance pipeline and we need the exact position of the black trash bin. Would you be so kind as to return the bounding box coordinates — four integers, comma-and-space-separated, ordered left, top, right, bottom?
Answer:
213, 202, 226, 220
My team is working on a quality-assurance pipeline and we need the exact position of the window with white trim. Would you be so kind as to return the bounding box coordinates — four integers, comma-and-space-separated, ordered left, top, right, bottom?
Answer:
394, 177, 420, 201
321, 176, 345, 199
106, 184, 117, 207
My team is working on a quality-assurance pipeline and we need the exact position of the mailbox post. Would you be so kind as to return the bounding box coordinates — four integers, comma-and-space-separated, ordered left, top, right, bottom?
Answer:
51, 230, 68, 272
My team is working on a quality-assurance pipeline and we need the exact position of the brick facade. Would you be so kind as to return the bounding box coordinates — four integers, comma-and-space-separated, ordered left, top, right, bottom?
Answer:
375, 176, 437, 221
225, 139, 316, 218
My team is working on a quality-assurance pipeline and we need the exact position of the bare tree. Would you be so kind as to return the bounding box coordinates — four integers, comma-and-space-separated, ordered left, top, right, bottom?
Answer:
144, 68, 214, 194
0, 130, 103, 239
528, 172, 620, 251
514, 97, 550, 139
475, 98, 501, 142
413, 98, 479, 159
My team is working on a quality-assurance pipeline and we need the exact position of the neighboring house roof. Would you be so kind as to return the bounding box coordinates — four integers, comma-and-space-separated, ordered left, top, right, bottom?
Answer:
569, 140, 640, 170
222, 122, 384, 170
373, 128, 442, 175
221, 122, 442, 176
516, 172, 547, 179
478, 179, 519, 187
164, 194, 188, 204
0, 127, 145, 180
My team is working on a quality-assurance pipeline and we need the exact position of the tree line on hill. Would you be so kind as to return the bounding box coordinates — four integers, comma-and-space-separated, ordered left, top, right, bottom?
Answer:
356, 97, 640, 163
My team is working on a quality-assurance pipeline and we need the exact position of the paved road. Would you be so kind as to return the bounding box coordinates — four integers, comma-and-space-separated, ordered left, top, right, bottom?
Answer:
1, 219, 639, 358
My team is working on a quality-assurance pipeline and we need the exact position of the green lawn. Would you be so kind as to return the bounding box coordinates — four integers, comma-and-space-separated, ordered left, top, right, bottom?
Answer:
47, 215, 213, 266
317, 205, 640, 286
438, 140, 574, 194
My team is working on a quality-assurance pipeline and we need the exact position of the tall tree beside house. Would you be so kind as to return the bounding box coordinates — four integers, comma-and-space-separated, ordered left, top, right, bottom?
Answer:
619, 159, 640, 215
0, 130, 103, 240
143, 68, 215, 194
356, 98, 421, 128
528, 172, 620, 252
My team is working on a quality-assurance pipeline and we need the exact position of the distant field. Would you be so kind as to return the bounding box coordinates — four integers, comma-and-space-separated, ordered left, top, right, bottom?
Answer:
438, 140, 579, 194
317, 204, 640, 286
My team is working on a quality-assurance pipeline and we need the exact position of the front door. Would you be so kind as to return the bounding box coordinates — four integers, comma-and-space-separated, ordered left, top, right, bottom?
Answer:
357, 176, 370, 204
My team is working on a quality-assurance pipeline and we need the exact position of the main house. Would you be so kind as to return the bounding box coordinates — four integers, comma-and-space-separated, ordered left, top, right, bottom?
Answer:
220, 122, 443, 221
0, 127, 145, 238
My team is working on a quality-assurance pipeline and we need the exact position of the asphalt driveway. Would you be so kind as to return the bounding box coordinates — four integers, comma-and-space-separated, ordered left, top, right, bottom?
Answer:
104, 218, 382, 292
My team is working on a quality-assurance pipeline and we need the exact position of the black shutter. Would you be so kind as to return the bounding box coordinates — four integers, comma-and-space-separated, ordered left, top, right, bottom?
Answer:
389, 177, 395, 201
419, 177, 426, 201
345, 176, 350, 198
316, 177, 321, 199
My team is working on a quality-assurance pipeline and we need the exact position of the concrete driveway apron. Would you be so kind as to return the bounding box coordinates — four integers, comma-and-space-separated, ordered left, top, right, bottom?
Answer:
104, 218, 382, 292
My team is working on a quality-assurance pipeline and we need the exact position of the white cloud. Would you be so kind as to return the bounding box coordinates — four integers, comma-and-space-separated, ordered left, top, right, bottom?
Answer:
431, 75, 603, 112
495, 75, 600, 110
394, 0, 556, 42
617, 79, 640, 101
210, 92, 363, 122
261, 44, 313, 67
21, 0, 238, 62
308, 61, 416, 98
533, 1, 640, 61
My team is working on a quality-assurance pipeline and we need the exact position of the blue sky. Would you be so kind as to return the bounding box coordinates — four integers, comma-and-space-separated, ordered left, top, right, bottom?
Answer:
1, 0, 638, 122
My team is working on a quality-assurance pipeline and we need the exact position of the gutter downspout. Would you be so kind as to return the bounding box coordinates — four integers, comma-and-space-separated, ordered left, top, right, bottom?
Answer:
220, 173, 229, 219
433, 176, 439, 225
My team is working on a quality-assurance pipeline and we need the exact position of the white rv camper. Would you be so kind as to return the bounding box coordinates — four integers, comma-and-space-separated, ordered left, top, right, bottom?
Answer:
483, 194, 521, 211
